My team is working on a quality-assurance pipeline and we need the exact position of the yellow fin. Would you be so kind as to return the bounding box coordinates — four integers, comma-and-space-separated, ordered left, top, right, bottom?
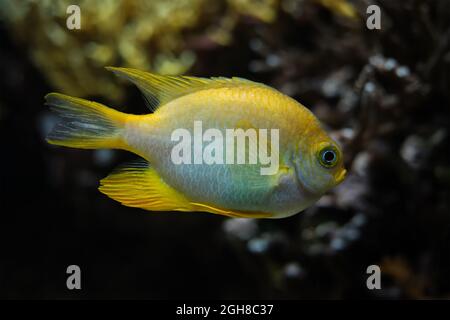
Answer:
99, 160, 194, 212
106, 67, 266, 111
46, 93, 127, 150
99, 159, 272, 218
191, 202, 272, 219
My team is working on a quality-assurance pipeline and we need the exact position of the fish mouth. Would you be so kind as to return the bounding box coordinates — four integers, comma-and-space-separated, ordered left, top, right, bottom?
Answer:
336, 169, 347, 184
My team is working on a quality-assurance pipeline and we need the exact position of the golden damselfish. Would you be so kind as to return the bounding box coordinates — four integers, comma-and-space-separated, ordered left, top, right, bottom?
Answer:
46, 67, 346, 218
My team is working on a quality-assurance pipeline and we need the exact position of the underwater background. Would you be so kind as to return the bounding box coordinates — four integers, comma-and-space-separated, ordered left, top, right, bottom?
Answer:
0, 0, 449, 299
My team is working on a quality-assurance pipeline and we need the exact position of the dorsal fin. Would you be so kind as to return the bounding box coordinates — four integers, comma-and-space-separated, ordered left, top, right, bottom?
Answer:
106, 67, 264, 111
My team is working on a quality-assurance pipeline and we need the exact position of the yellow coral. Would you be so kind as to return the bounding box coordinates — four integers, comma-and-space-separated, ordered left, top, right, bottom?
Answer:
0, 0, 355, 101
316, 0, 358, 20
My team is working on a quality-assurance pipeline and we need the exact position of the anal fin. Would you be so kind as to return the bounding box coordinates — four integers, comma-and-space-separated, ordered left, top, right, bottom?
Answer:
99, 160, 194, 212
99, 159, 272, 218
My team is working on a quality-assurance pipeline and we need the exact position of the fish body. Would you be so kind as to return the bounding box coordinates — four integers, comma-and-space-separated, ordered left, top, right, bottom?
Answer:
46, 67, 346, 219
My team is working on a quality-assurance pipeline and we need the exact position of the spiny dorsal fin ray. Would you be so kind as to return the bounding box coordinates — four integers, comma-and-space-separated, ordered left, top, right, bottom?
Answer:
106, 67, 265, 111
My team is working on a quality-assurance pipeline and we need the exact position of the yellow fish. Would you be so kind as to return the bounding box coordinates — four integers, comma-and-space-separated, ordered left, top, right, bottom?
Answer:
46, 67, 346, 219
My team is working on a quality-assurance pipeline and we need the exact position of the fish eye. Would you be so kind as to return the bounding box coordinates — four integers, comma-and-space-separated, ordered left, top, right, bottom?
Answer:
318, 146, 338, 168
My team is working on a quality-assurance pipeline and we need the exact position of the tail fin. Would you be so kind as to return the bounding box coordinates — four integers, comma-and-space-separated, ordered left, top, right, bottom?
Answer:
46, 93, 127, 149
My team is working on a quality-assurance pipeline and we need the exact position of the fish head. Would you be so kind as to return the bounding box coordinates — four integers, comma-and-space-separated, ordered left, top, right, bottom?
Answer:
294, 136, 346, 196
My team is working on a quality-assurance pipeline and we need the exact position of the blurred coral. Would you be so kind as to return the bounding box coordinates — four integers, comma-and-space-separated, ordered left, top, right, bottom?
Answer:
0, 0, 360, 101
1, 0, 449, 299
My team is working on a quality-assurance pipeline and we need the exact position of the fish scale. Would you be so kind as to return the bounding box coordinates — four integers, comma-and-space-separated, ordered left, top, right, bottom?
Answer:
46, 67, 346, 218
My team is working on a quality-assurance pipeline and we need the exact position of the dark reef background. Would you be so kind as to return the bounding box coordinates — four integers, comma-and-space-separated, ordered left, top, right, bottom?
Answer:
0, 0, 449, 299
